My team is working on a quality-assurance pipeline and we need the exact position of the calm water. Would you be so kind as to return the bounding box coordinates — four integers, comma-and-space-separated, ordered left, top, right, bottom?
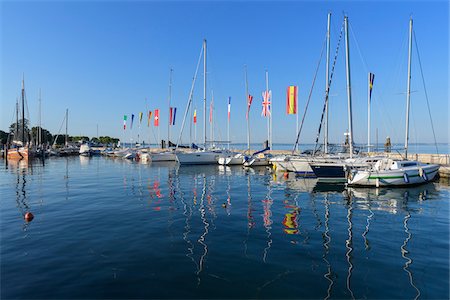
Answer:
1, 156, 449, 299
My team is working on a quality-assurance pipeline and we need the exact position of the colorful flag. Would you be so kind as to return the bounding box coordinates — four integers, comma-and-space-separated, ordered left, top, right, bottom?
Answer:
154, 109, 159, 126
369, 73, 375, 103
286, 86, 298, 115
246, 94, 253, 120
261, 90, 271, 117
139, 112, 143, 124
123, 115, 127, 130
193, 109, 197, 124
148, 110, 152, 127
169, 107, 177, 126
172, 107, 177, 125
228, 97, 231, 120
131, 114, 135, 129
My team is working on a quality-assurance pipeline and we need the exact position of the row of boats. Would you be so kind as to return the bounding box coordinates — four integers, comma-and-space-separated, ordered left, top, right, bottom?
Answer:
95, 144, 441, 187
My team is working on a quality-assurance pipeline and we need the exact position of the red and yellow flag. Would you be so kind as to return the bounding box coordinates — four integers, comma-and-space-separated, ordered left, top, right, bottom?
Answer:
147, 111, 152, 127
286, 86, 297, 115
193, 109, 197, 124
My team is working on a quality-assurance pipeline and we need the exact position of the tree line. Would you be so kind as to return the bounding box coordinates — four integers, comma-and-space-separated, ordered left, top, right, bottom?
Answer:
0, 119, 119, 146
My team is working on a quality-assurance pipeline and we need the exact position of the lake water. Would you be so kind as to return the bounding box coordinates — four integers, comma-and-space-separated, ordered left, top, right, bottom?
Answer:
1, 156, 449, 299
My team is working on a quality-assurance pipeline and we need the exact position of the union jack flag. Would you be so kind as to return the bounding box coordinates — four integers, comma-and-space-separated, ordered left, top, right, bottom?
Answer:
261, 90, 271, 117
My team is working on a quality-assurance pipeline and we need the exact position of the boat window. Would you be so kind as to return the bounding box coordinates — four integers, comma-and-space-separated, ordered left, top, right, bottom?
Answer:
401, 162, 417, 167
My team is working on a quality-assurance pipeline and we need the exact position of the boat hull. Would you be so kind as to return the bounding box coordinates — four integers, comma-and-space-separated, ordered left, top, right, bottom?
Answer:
176, 151, 220, 165
150, 152, 176, 162
349, 164, 440, 186
7, 147, 33, 160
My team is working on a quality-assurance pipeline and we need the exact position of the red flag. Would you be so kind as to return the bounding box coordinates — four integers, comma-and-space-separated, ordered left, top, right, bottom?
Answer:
193, 109, 197, 124
209, 100, 213, 123
169, 107, 173, 125
246, 94, 253, 120
154, 109, 159, 126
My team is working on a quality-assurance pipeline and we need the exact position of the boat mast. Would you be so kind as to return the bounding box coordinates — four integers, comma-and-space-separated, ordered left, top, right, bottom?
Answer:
21, 75, 25, 147
65, 108, 68, 147
245, 65, 250, 152
324, 12, 331, 154
344, 15, 354, 158
405, 17, 413, 159
38, 89, 42, 146
203, 39, 207, 149
168, 68, 173, 147
15, 98, 19, 142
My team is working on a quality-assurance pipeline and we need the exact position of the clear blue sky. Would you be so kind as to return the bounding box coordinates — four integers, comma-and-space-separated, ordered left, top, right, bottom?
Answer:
1, 0, 448, 146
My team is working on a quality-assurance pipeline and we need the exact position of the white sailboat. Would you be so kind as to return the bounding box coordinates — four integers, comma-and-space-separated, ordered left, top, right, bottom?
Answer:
348, 17, 439, 187
175, 39, 224, 165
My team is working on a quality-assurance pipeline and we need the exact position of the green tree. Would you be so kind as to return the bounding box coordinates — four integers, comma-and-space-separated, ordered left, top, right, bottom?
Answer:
31, 127, 53, 145
9, 119, 30, 143
0, 130, 8, 144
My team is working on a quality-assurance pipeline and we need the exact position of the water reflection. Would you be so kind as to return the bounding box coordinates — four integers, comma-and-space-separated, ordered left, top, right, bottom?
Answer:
401, 213, 421, 300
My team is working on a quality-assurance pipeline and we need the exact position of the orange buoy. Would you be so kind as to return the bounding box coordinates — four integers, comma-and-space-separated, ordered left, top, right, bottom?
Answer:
283, 172, 289, 179
24, 212, 34, 222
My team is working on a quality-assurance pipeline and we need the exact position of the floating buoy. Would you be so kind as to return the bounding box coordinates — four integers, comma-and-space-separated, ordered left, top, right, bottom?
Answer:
221, 203, 227, 208
24, 212, 34, 222
283, 172, 289, 179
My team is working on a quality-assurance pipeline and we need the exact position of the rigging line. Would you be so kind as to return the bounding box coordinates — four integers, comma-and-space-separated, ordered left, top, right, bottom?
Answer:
349, 22, 370, 73
176, 44, 204, 149
291, 31, 327, 154
413, 30, 439, 154
313, 18, 345, 155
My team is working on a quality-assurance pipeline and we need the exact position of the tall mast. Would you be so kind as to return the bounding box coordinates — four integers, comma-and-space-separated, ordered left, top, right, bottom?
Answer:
21, 75, 25, 146
38, 89, 42, 146
245, 65, 250, 152
405, 17, 413, 159
324, 12, 331, 154
344, 15, 354, 158
15, 98, 19, 141
65, 108, 68, 147
167, 68, 173, 146
203, 39, 207, 149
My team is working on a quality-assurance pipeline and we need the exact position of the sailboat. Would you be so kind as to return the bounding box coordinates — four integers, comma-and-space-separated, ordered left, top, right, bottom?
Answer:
7, 77, 35, 160
348, 17, 440, 187
176, 39, 225, 165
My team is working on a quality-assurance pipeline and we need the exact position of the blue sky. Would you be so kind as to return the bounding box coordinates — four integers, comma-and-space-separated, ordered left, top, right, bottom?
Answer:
1, 0, 448, 146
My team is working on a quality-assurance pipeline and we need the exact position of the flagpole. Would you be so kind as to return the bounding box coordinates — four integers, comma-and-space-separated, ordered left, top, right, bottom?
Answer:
367, 72, 371, 153
324, 12, 331, 154
203, 39, 207, 150
168, 68, 173, 148
265, 70, 269, 150
245, 65, 250, 152
227, 97, 230, 150
296, 89, 299, 152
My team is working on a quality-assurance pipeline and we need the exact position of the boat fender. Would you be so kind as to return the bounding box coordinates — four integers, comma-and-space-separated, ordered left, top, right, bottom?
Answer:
24, 212, 34, 222
403, 173, 409, 183
419, 167, 423, 177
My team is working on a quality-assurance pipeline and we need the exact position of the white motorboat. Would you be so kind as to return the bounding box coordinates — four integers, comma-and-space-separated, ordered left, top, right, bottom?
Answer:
244, 153, 272, 167
150, 151, 177, 162
348, 158, 439, 187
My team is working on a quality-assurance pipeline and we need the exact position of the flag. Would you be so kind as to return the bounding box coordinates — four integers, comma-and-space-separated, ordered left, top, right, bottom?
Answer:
148, 110, 152, 127
261, 90, 271, 117
286, 86, 298, 115
369, 73, 375, 102
154, 109, 159, 126
139, 112, 143, 124
131, 114, 135, 129
169, 107, 177, 126
172, 107, 177, 125
193, 109, 197, 124
228, 97, 231, 120
123, 115, 127, 130
246, 94, 253, 120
